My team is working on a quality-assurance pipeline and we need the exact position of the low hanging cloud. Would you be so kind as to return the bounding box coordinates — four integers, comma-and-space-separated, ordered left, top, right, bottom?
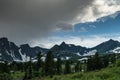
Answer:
0, 0, 120, 45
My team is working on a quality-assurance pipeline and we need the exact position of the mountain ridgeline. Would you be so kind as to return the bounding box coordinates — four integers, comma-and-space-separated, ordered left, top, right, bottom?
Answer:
0, 37, 48, 62
0, 37, 120, 62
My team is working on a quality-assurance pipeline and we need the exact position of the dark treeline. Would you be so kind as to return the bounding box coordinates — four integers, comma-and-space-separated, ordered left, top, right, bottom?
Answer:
86, 52, 116, 71
0, 51, 118, 80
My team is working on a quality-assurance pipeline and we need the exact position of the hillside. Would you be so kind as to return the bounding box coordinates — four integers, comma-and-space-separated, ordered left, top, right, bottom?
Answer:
42, 67, 120, 80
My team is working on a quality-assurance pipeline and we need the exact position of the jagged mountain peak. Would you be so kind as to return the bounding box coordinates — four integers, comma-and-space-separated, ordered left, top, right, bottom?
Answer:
92, 39, 120, 53
108, 39, 114, 41
107, 39, 118, 42
0, 37, 9, 44
60, 41, 67, 46
0, 37, 8, 41
50, 41, 88, 58
20, 44, 30, 48
59, 41, 76, 48
100, 39, 120, 46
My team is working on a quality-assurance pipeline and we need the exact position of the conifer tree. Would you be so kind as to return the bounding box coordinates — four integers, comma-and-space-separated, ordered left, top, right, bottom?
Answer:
75, 61, 80, 72
56, 58, 62, 75
64, 60, 71, 74
45, 51, 55, 77
87, 52, 103, 71
103, 55, 109, 67
93, 52, 102, 70
28, 56, 32, 79
4, 61, 10, 73
23, 56, 33, 79
0, 62, 9, 73
87, 57, 94, 71
110, 53, 116, 64
36, 52, 42, 71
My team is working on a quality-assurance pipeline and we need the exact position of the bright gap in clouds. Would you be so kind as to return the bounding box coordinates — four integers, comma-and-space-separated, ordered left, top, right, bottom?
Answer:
31, 33, 120, 49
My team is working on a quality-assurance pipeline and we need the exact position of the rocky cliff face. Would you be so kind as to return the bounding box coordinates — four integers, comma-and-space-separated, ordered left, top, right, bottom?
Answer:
0, 37, 48, 62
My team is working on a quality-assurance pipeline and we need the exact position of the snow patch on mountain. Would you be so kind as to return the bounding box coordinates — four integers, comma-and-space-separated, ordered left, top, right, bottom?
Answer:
109, 47, 120, 53
10, 50, 16, 61
41, 57, 46, 61
83, 50, 97, 56
6, 50, 10, 55
0, 53, 2, 59
76, 52, 81, 56
79, 57, 88, 61
19, 49, 30, 62
68, 44, 72, 47
66, 57, 70, 60
0, 53, 2, 56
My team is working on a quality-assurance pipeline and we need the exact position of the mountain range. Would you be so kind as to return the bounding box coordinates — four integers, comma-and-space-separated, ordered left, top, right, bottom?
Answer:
0, 37, 48, 62
0, 37, 120, 62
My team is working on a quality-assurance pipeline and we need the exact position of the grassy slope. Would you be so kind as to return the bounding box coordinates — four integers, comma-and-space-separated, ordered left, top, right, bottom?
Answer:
11, 71, 24, 80
41, 67, 120, 80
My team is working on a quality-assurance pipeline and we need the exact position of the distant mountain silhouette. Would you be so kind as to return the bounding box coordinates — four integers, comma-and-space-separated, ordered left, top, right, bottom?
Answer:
0, 37, 120, 62
92, 39, 120, 53
50, 41, 88, 59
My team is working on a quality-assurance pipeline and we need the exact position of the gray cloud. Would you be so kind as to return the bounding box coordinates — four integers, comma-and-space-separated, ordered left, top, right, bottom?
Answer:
0, 0, 94, 44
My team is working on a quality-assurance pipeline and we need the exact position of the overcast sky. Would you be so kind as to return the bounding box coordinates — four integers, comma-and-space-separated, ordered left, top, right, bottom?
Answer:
0, 0, 120, 48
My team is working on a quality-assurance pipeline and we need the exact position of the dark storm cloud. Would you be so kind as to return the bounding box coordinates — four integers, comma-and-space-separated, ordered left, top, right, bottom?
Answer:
0, 0, 94, 44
